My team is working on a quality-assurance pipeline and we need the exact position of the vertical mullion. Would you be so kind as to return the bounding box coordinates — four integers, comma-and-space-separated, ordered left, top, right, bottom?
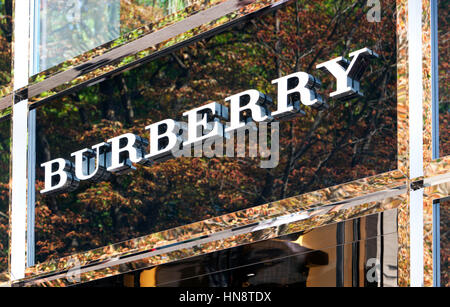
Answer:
408, 0, 424, 287
10, 0, 31, 281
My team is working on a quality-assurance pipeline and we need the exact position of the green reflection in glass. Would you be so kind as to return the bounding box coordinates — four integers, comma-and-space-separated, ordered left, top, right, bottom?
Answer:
440, 199, 449, 287
34, 0, 398, 264
38, 0, 120, 72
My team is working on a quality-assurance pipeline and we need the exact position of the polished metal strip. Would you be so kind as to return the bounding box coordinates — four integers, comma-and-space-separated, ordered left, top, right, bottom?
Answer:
408, 0, 423, 179
26, 109, 35, 267
10, 99, 28, 281
19, 0, 255, 101
17, 208, 401, 287
0, 95, 12, 112
423, 172, 450, 188
25, 0, 41, 268
408, 0, 424, 287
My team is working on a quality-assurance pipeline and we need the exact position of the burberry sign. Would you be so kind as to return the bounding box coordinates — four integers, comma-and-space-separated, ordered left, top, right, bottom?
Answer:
41, 48, 378, 195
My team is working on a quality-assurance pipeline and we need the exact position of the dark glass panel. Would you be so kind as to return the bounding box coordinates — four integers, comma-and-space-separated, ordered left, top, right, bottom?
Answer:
0, 0, 12, 94
35, 0, 397, 263
0, 118, 10, 275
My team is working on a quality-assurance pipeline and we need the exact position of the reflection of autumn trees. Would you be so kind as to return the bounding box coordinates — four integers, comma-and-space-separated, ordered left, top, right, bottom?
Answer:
0, 0, 11, 87
38, 0, 196, 71
0, 120, 10, 273
120, 0, 194, 33
0, 0, 11, 273
32, 0, 398, 263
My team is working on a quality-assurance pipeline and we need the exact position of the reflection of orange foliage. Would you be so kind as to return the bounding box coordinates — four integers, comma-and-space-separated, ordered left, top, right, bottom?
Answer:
441, 199, 450, 287
0, 115, 9, 273
120, 0, 166, 33
29, 0, 398, 264
440, 112, 450, 157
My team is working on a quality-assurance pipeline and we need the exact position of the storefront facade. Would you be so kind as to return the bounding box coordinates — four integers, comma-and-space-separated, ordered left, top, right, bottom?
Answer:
0, 0, 448, 287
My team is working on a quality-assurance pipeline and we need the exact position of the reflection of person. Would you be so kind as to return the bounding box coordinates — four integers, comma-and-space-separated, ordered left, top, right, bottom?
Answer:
151, 238, 328, 287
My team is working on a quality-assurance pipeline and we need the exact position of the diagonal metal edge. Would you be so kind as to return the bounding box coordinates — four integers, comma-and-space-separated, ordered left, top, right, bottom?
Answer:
26, 0, 291, 112
16, 181, 406, 286
0, 0, 291, 119
23, 169, 407, 278
10, 0, 257, 105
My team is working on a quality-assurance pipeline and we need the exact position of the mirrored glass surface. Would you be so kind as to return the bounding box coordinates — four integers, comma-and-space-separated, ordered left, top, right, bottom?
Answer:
34, 0, 397, 264
0, 118, 10, 276
438, 0, 449, 157
0, 0, 12, 95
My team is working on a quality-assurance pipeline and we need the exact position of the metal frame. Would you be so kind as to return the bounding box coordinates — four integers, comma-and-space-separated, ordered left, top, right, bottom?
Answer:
0, 0, 448, 287
17, 194, 407, 287
432, 199, 440, 287
9, 0, 30, 282
421, 0, 449, 287
0, 0, 286, 113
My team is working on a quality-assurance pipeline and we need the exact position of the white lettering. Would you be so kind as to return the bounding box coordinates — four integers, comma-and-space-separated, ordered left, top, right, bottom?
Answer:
316, 47, 378, 99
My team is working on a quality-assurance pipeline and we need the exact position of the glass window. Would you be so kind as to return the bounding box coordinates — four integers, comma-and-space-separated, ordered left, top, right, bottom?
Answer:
37, 0, 120, 72
438, 0, 449, 157
440, 198, 449, 287
0, 0, 12, 95
0, 118, 10, 280
34, 0, 398, 264
35, 0, 202, 72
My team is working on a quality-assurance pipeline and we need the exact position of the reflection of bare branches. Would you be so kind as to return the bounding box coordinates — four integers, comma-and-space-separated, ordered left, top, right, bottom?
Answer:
271, 0, 370, 200
171, 53, 188, 70
222, 179, 260, 198
218, 0, 396, 203
114, 75, 135, 124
